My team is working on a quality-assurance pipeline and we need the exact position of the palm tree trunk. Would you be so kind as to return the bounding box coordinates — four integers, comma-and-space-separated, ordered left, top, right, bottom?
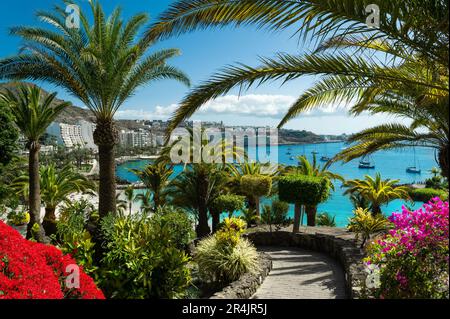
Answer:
43, 207, 57, 236
293, 202, 301, 233
26, 142, 45, 241
306, 205, 317, 226
255, 196, 260, 217
438, 145, 449, 180
196, 172, 210, 238
98, 144, 117, 217
372, 204, 382, 215
211, 209, 220, 233
93, 120, 119, 219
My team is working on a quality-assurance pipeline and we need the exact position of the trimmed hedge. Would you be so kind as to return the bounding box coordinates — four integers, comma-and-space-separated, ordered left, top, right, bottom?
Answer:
408, 188, 448, 202
240, 175, 272, 197
278, 174, 330, 205
212, 194, 245, 215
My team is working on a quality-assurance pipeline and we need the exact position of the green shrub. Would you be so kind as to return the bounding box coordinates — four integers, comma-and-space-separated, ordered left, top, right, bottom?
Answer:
211, 194, 245, 217
408, 188, 448, 202
195, 237, 260, 284
347, 208, 390, 247
240, 175, 272, 197
278, 174, 330, 205
54, 202, 97, 277
195, 217, 260, 284
238, 207, 260, 225
150, 206, 195, 250
261, 200, 290, 230
99, 213, 191, 299
316, 212, 336, 227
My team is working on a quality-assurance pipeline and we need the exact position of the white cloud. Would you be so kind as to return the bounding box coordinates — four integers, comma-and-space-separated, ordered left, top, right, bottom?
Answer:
115, 94, 348, 120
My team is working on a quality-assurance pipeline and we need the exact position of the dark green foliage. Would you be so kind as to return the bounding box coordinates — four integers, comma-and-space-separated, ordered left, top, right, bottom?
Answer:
278, 174, 330, 205
240, 174, 272, 197
99, 212, 191, 299
0, 100, 19, 166
316, 212, 337, 227
150, 206, 195, 250
211, 194, 245, 216
408, 188, 448, 202
261, 200, 290, 230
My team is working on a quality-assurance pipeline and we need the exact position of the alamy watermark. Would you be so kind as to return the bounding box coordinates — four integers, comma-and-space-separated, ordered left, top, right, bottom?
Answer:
365, 4, 380, 28
168, 122, 279, 173
65, 264, 80, 289
65, 4, 80, 29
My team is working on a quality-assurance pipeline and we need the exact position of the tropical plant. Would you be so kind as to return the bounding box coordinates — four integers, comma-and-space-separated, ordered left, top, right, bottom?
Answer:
195, 217, 259, 284
261, 199, 290, 232
123, 185, 136, 215
131, 161, 173, 211
227, 162, 277, 220
7, 211, 30, 226
408, 188, 448, 202
150, 206, 196, 250
364, 199, 449, 298
99, 212, 191, 299
284, 154, 343, 226
134, 190, 154, 215
11, 164, 95, 236
168, 163, 227, 238
0, 93, 19, 168
347, 207, 390, 248
316, 212, 336, 227
0, 220, 104, 299
144, 0, 449, 178
0, 1, 190, 230
278, 174, 330, 230
0, 85, 69, 241
344, 173, 411, 215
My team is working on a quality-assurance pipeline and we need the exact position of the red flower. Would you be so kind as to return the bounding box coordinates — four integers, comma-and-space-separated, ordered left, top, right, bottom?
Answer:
0, 221, 104, 299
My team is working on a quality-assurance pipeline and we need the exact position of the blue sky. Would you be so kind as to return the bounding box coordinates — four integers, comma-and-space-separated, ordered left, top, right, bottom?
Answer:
0, 0, 400, 134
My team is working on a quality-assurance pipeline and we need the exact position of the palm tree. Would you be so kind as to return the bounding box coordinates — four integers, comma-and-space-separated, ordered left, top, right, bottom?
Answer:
168, 163, 226, 238
142, 0, 448, 176
0, 85, 69, 241
343, 173, 411, 215
284, 154, 344, 226
131, 161, 173, 211
123, 185, 136, 215
11, 164, 96, 236
0, 2, 190, 226
135, 190, 154, 215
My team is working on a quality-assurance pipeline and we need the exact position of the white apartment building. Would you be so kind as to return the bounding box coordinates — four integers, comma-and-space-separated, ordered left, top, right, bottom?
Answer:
46, 121, 97, 151
119, 129, 152, 148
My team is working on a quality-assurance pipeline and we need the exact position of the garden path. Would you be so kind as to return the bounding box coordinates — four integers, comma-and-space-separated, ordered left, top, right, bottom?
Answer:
252, 247, 347, 299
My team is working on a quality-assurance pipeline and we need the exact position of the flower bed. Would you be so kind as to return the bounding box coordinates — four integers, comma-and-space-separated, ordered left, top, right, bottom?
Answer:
0, 220, 104, 299
364, 198, 449, 298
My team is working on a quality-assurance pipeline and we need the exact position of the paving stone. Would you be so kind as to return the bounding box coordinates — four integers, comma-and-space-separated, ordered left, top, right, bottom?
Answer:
251, 247, 347, 299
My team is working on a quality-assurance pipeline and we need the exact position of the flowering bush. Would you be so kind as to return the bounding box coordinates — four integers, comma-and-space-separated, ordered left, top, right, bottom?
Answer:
364, 198, 449, 299
0, 220, 104, 299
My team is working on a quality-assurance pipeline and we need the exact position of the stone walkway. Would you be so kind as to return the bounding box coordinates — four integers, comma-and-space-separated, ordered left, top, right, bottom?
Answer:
252, 247, 347, 299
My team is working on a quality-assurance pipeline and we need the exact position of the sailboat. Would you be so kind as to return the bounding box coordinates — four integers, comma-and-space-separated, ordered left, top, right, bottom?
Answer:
359, 155, 375, 169
406, 147, 421, 174
320, 143, 331, 162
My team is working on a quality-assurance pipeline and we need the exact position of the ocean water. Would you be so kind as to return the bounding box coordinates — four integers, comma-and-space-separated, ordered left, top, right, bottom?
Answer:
116, 142, 437, 227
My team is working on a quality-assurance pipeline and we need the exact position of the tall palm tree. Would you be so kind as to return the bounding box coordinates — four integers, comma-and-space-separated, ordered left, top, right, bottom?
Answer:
284, 154, 343, 226
11, 164, 96, 236
343, 173, 411, 215
131, 161, 173, 211
143, 0, 448, 175
0, 1, 190, 226
0, 85, 69, 241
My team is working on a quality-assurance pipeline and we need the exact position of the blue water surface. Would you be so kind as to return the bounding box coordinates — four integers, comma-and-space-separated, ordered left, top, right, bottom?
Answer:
116, 142, 437, 226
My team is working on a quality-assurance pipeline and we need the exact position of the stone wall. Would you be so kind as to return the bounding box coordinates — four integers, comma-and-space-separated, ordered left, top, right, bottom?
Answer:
209, 252, 273, 299
244, 229, 367, 299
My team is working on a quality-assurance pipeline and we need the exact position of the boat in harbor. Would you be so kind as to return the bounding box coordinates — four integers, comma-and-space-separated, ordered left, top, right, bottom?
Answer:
320, 156, 331, 162
406, 147, 421, 174
358, 155, 375, 169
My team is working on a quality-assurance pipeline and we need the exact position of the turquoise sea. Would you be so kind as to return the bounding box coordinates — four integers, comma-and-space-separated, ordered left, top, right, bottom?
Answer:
116, 142, 437, 227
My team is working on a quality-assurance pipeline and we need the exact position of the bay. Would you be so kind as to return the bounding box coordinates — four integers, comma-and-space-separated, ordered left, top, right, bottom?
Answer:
116, 142, 437, 227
